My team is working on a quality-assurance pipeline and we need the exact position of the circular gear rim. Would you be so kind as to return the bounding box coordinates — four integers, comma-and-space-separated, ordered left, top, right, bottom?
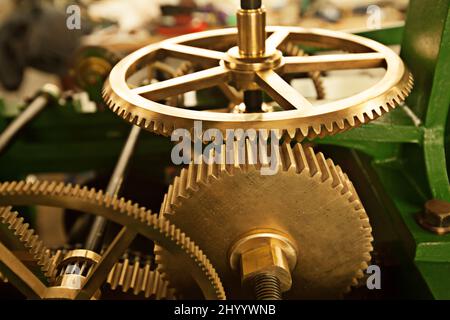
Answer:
103, 26, 413, 139
0, 181, 226, 300
158, 142, 374, 299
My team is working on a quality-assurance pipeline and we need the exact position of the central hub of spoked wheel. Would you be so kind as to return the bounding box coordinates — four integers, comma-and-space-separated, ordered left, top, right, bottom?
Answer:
224, 0, 278, 109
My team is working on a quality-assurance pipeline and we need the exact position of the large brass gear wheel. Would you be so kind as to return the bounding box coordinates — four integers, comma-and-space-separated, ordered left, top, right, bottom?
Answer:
0, 209, 175, 300
103, 25, 413, 139
158, 142, 373, 299
0, 207, 53, 283
0, 181, 225, 300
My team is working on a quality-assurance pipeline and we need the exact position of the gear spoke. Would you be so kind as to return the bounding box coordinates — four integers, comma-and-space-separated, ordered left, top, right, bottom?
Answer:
266, 30, 290, 50
255, 69, 312, 110
132, 66, 230, 101
0, 242, 46, 299
77, 227, 137, 300
283, 52, 386, 73
218, 83, 243, 105
161, 43, 229, 64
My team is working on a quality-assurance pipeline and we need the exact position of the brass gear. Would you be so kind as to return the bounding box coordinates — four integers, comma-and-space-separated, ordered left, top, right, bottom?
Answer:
0, 207, 53, 283
0, 181, 225, 300
158, 142, 373, 299
44, 249, 176, 299
103, 26, 413, 139
280, 42, 325, 100
105, 254, 176, 299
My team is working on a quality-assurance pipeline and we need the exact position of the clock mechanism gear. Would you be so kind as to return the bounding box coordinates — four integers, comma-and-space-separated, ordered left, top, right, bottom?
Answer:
46, 248, 176, 300
158, 142, 373, 299
0, 181, 225, 300
103, 23, 413, 139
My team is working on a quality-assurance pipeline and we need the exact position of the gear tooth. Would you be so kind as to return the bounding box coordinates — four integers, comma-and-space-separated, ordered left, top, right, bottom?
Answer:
335, 166, 350, 195
355, 112, 365, 124
6, 181, 18, 193
39, 181, 51, 194
16, 222, 29, 238
324, 121, 334, 132
355, 269, 364, 279
280, 143, 295, 172
304, 146, 320, 177
244, 137, 259, 170
299, 125, 309, 139
292, 143, 308, 174
53, 182, 65, 195
0, 182, 9, 193
315, 152, 331, 182
335, 119, 345, 130
380, 103, 390, 113
9, 216, 23, 232
171, 177, 181, 207
162, 189, 174, 218
374, 106, 383, 117
326, 158, 341, 188
6, 210, 18, 225
13, 180, 25, 193
160, 194, 170, 217
196, 160, 209, 185
312, 123, 321, 135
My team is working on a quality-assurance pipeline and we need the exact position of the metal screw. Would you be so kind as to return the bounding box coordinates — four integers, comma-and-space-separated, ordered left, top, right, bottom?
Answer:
418, 199, 450, 235
253, 273, 282, 300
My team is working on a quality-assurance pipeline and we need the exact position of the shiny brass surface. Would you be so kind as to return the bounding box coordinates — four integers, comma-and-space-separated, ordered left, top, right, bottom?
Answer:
280, 42, 325, 100
106, 255, 176, 299
0, 207, 53, 282
229, 231, 297, 292
237, 8, 266, 58
104, 25, 413, 139
418, 199, 450, 235
0, 181, 225, 300
159, 142, 373, 299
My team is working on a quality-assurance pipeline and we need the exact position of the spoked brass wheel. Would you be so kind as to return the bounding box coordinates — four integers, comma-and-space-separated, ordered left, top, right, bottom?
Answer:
104, 10, 413, 139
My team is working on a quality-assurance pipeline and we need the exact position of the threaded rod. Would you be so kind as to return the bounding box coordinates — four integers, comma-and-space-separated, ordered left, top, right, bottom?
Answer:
253, 274, 282, 300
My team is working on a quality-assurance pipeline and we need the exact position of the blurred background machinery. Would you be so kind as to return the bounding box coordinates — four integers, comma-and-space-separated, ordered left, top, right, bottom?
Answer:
0, 0, 448, 300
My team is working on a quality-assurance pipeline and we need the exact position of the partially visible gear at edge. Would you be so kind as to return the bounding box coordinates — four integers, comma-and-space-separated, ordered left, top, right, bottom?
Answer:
0, 181, 226, 300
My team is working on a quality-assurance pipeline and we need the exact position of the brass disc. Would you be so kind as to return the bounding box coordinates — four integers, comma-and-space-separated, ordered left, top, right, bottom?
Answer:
159, 143, 373, 299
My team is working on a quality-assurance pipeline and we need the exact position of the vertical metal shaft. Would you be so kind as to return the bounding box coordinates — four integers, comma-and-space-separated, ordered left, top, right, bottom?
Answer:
241, 0, 262, 9
85, 125, 141, 251
244, 90, 263, 113
238, 0, 266, 113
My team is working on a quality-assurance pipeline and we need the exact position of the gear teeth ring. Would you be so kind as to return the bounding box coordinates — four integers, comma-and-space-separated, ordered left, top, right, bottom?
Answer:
0, 206, 53, 282
158, 142, 373, 299
0, 181, 226, 300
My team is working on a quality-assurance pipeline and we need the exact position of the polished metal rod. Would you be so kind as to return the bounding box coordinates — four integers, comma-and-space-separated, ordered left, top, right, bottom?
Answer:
0, 95, 48, 154
85, 125, 141, 251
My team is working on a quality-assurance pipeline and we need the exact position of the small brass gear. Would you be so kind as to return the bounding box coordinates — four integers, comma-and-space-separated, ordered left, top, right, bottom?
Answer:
0, 181, 225, 300
44, 249, 176, 299
0, 207, 53, 283
158, 142, 373, 299
105, 254, 176, 299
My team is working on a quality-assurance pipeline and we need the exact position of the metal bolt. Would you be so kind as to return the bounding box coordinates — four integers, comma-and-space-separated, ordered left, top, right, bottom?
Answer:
418, 199, 450, 235
253, 273, 282, 300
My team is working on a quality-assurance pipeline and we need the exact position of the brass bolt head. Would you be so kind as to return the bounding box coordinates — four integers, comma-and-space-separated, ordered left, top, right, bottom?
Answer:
419, 199, 450, 235
229, 230, 297, 292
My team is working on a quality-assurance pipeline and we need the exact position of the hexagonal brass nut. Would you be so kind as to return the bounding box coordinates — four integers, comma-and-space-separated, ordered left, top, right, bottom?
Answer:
419, 199, 450, 235
240, 239, 292, 292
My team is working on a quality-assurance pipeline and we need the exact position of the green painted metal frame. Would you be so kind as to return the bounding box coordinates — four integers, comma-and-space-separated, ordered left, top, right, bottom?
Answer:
315, 0, 450, 299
